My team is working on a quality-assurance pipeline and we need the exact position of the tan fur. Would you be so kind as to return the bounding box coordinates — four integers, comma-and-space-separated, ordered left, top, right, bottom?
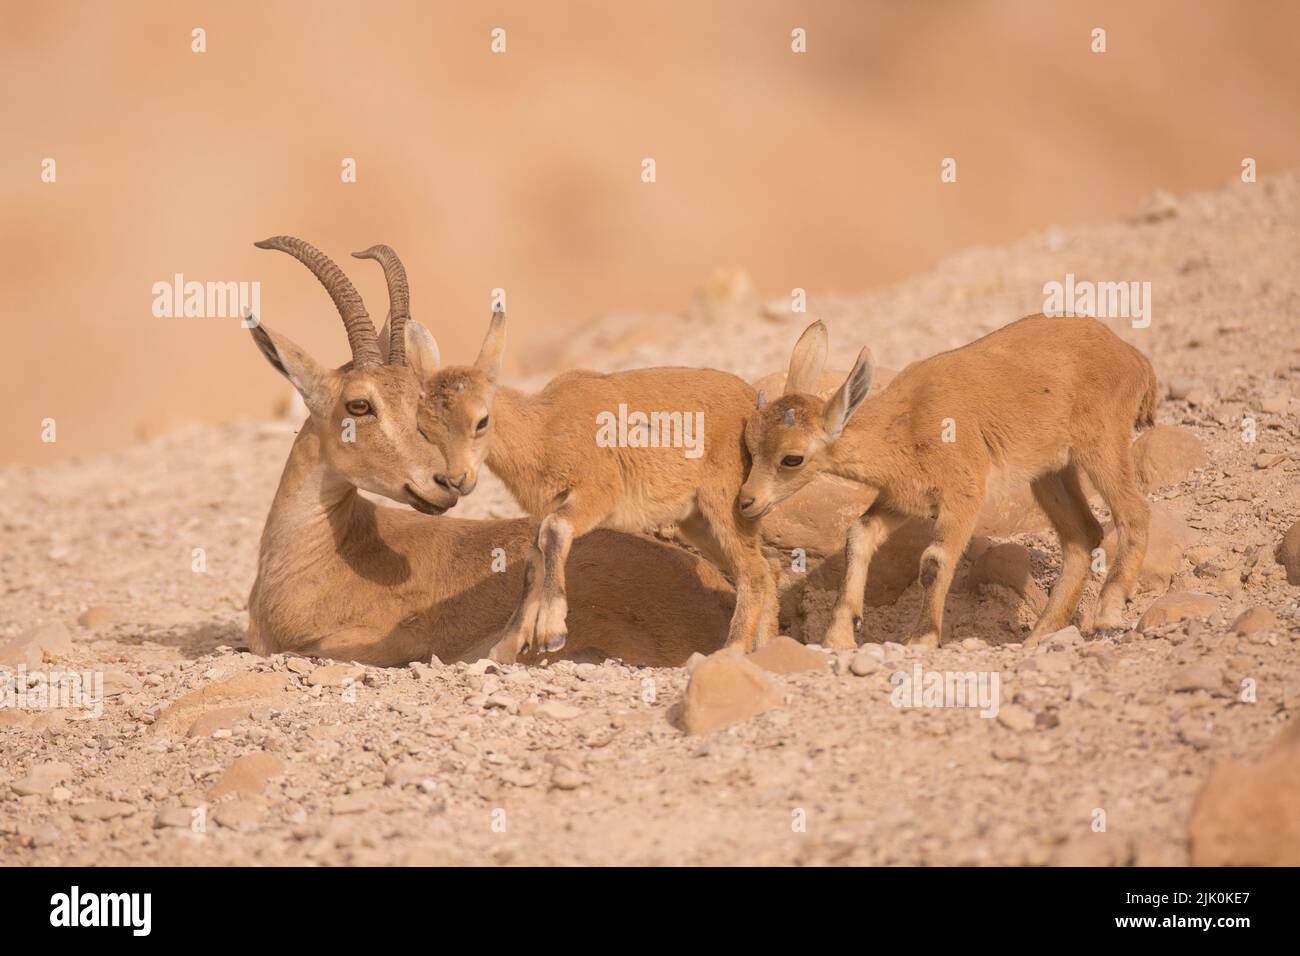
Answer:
741, 315, 1157, 649
247, 240, 735, 667
409, 311, 777, 662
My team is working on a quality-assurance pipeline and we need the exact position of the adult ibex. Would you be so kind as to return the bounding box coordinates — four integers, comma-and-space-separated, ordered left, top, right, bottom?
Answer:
246, 236, 734, 666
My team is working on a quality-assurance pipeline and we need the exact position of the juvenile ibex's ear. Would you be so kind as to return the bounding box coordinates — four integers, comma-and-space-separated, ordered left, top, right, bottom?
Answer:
475, 306, 507, 383
377, 312, 394, 364
784, 319, 828, 395
404, 319, 440, 382
823, 347, 874, 439
248, 321, 339, 417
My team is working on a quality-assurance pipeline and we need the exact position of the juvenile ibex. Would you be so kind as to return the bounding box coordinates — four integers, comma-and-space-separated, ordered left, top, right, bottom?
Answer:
740, 315, 1157, 650
246, 236, 735, 666
404, 309, 776, 662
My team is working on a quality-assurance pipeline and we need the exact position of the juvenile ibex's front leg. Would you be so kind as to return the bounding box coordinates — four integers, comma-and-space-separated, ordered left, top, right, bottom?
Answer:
824, 504, 904, 649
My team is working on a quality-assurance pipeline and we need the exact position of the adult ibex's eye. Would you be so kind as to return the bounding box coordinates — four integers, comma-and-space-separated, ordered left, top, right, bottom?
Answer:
345, 399, 372, 417
781, 455, 804, 468
476, 415, 490, 432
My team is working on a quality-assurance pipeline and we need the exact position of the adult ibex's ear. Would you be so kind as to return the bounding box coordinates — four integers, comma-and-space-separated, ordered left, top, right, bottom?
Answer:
248, 321, 339, 417
377, 312, 394, 364
405, 319, 440, 383
823, 347, 873, 439
475, 306, 507, 383
784, 319, 828, 395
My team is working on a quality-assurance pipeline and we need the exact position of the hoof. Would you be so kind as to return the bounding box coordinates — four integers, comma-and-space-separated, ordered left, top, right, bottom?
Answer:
541, 631, 567, 653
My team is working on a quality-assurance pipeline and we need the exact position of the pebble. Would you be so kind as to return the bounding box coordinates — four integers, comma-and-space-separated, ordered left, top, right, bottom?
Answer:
996, 704, 1036, 732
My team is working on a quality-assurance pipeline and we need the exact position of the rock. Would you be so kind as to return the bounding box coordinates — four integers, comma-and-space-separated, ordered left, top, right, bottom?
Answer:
1190, 722, 1300, 864
1260, 394, 1291, 414
285, 657, 313, 676
208, 752, 286, 798
1101, 503, 1193, 594
1169, 660, 1225, 693
552, 767, 590, 791
213, 801, 263, 831
1131, 426, 1206, 491
1278, 519, 1300, 586
676, 648, 784, 734
848, 651, 880, 676
102, 671, 141, 697
70, 800, 136, 822
0, 622, 74, 667
307, 663, 364, 688
331, 792, 374, 814
1166, 378, 1196, 401
747, 636, 828, 674
384, 761, 437, 788
1232, 606, 1281, 635
499, 768, 543, 788
187, 706, 250, 738
533, 700, 583, 721
11, 761, 74, 796
1078, 688, 1118, 709
974, 484, 1054, 536
153, 672, 293, 738
761, 474, 876, 558
77, 606, 124, 629
996, 704, 1036, 732
967, 543, 1048, 613
1138, 592, 1217, 632
1038, 625, 1082, 649
154, 807, 197, 829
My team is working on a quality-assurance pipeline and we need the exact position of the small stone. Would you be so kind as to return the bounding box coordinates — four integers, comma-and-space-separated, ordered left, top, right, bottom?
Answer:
70, 800, 137, 822
0, 622, 74, 667
285, 657, 313, 675
154, 807, 197, 829
746, 636, 829, 674
307, 663, 364, 688
1170, 660, 1225, 693
102, 671, 142, 696
499, 768, 542, 788
331, 792, 374, 814
1138, 592, 1217, 632
77, 606, 124, 629
534, 700, 583, 721
848, 651, 880, 676
209, 752, 286, 798
1232, 606, 1280, 635
675, 648, 784, 735
384, 761, 437, 788
11, 761, 74, 796
213, 800, 263, 831
552, 768, 590, 790
1260, 395, 1290, 414
996, 704, 1036, 732
484, 693, 519, 712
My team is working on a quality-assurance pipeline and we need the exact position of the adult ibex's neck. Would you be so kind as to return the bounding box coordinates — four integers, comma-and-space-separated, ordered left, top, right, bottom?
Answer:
259, 425, 358, 564
484, 386, 549, 499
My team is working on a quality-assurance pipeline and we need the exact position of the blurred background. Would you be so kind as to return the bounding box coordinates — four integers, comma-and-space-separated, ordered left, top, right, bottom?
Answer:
4, 0, 1298, 464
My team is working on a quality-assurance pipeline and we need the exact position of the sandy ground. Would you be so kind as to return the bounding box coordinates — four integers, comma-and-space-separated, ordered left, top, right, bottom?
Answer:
1, 172, 1297, 865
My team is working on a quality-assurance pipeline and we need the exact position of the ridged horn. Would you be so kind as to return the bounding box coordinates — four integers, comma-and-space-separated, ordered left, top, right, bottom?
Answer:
253, 235, 382, 367
351, 245, 410, 365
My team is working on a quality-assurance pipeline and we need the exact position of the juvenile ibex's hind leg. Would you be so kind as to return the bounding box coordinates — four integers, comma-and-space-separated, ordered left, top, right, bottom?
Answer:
1024, 467, 1103, 648
908, 497, 981, 650
825, 504, 905, 649
1078, 440, 1150, 630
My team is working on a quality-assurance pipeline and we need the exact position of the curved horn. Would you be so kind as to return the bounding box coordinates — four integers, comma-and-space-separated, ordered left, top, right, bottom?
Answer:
254, 236, 382, 367
351, 245, 410, 366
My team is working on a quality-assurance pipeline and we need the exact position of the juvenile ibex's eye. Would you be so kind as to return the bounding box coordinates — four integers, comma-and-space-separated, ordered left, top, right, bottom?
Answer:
476, 415, 490, 432
345, 399, 372, 417
781, 455, 805, 468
